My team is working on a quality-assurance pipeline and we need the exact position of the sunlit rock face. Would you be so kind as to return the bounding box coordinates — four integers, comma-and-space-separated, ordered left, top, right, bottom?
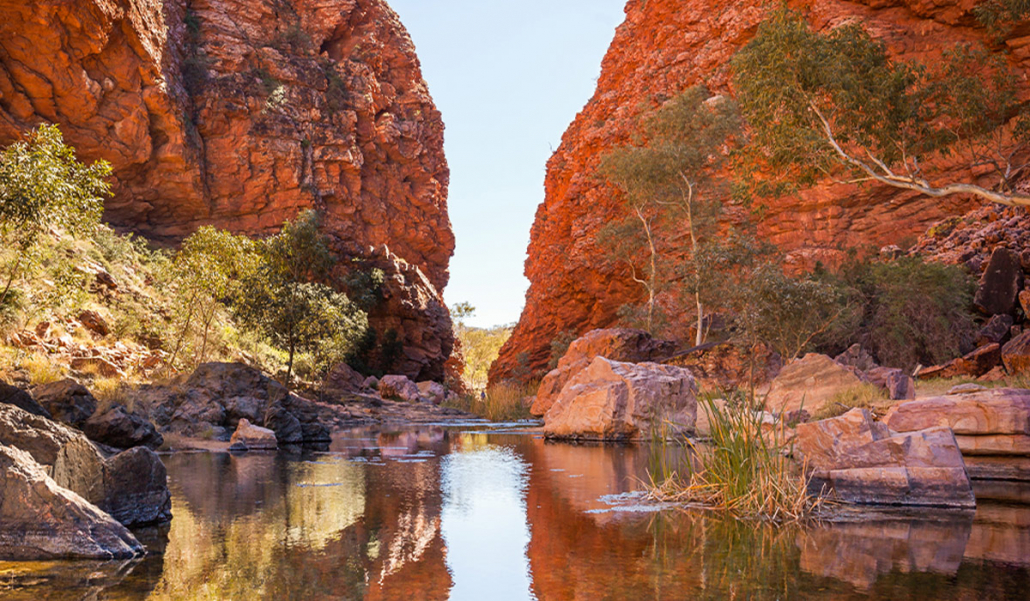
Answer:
0, 0, 454, 379
492, 0, 1028, 382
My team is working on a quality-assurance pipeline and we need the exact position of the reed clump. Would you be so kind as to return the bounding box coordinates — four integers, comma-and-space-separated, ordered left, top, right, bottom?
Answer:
647, 394, 824, 522
444, 381, 535, 422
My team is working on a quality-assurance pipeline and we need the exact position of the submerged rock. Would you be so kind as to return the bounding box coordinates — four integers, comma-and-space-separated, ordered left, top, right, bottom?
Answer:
797, 408, 974, 508
544, 357, 697, 441
0, 444, 143, 560
531, 329, 676, 417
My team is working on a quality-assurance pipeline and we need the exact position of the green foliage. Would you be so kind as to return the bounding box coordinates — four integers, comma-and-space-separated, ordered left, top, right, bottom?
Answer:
0, 124, 111, 307
166, 226, 260, 370
827, 257, 976, 370
234, 210, 368, 386
449, 303, 511, 391
733, 264, 857, 363
599, 86, 742, 338
975, 0, 1030, 35
733, 8, 1030, 206
548, 330, 577, 370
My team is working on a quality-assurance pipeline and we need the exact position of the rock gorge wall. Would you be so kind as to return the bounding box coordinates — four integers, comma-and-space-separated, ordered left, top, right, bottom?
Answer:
492, 0, 1028, 382
0, 0, 454, 380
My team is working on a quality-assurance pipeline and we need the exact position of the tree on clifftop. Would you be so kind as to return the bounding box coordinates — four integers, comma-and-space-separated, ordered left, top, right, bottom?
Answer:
599, 86, 741, 344
732, 8, 1030, 207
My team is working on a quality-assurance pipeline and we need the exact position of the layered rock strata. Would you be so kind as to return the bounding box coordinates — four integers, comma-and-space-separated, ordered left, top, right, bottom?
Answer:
494, 0, 1027, 382
885, 389, 1030, 481
0, 0, 454, 379
796, 408, 975, 508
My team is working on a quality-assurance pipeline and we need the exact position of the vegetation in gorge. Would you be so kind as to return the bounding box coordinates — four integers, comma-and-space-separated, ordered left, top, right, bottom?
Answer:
733, 7, 1030, 207
599, 86, 744, 341
0, 125, 371, 391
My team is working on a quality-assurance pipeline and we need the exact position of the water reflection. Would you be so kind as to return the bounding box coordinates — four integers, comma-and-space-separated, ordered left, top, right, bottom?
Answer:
2, 426, 1030, 600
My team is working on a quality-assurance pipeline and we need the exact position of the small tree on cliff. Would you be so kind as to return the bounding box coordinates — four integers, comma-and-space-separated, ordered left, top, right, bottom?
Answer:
599, 86, 740, 343
732, 8, 1030, 207
0, 124, 111, 307
236, 210, 368, 388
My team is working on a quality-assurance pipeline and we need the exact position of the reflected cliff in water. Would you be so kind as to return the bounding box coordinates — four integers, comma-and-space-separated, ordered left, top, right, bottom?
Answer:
3, 425, 1030, 600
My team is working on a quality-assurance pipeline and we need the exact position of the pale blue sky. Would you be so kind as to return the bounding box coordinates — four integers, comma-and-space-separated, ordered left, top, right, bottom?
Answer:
389, 0, 628, 329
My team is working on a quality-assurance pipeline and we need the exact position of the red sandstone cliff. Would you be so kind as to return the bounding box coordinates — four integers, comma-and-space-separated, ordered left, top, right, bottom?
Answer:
492, 0, 1029, 382
0, 0, 454, 380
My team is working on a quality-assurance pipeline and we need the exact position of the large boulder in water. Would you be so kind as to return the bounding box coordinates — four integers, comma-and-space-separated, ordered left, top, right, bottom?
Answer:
531, 329, 676, 417
0, 444, 143, 560
544, 357, 697, 441
0, 403, 171, 526
796, 408, 975, 508
229, 418, 278, 451
30, 379, 96, 428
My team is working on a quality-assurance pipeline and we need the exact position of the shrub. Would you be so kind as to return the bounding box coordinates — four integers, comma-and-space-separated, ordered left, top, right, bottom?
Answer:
443, 382, 535, 422
828, 257, 976, 369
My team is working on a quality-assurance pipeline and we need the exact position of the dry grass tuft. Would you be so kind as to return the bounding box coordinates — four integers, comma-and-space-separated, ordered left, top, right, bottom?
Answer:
812, 383, 889, 421
19, 352, 64, 386
648, 395, 824, 522
444, 381, 536, 422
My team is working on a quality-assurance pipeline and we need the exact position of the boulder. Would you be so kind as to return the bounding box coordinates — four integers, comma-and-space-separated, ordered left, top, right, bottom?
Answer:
977, 314, 1014, 346
531, 329, 676, 417
83, 405, 164, 450
101, 447, 172, 526
865, 367, 915, 401
0, 404, 171, 526
138, 363, 336, 444
885, 389, 1030, 481
325, 363, 367, 394
543, 357, 697, 441
363, 376, 380, 390
0, 444, 143, 560
917, 344, 1002, 380
1002, 331, 1030, 375
835, 344, 878, 372
31, 379, 97, 428
796, 409, 974, 508
0, 379, 50, 418
1020, 289, 1030, 316
77, 310, 111, 337
884, 389, 1030, 436
379, 375, 423, 403
973, 247, 1023, 316
417, 381, 447, 405
263, 405, 304, 445
765, 354, 865, 415
229, 418, 278, 451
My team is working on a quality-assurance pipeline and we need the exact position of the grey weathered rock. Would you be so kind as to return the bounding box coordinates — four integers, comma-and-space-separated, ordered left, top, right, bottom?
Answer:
0, 404, 171, 526
83, 405, 163, 450
974, 247, 1023, 316
0, 379, 50, 418
101, 447, 172, 526
0, 444, 144, 560
263, 405, 304, 444
417, 381, 447, 405
31, 379, 97, 428
544, 357, 697, 441
978, 314, 1015, 346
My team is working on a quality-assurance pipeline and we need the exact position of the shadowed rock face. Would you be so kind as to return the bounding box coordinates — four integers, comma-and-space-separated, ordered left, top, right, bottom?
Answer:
0, 0, 454, 379
492, 0, 1027, 382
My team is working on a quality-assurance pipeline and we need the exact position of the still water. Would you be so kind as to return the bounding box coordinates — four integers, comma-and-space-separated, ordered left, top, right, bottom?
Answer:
3, 424, 1030, 600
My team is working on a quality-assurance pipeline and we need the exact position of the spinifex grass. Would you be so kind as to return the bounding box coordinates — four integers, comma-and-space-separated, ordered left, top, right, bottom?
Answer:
443, 381, 535, 422
648, 394, 823, 522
